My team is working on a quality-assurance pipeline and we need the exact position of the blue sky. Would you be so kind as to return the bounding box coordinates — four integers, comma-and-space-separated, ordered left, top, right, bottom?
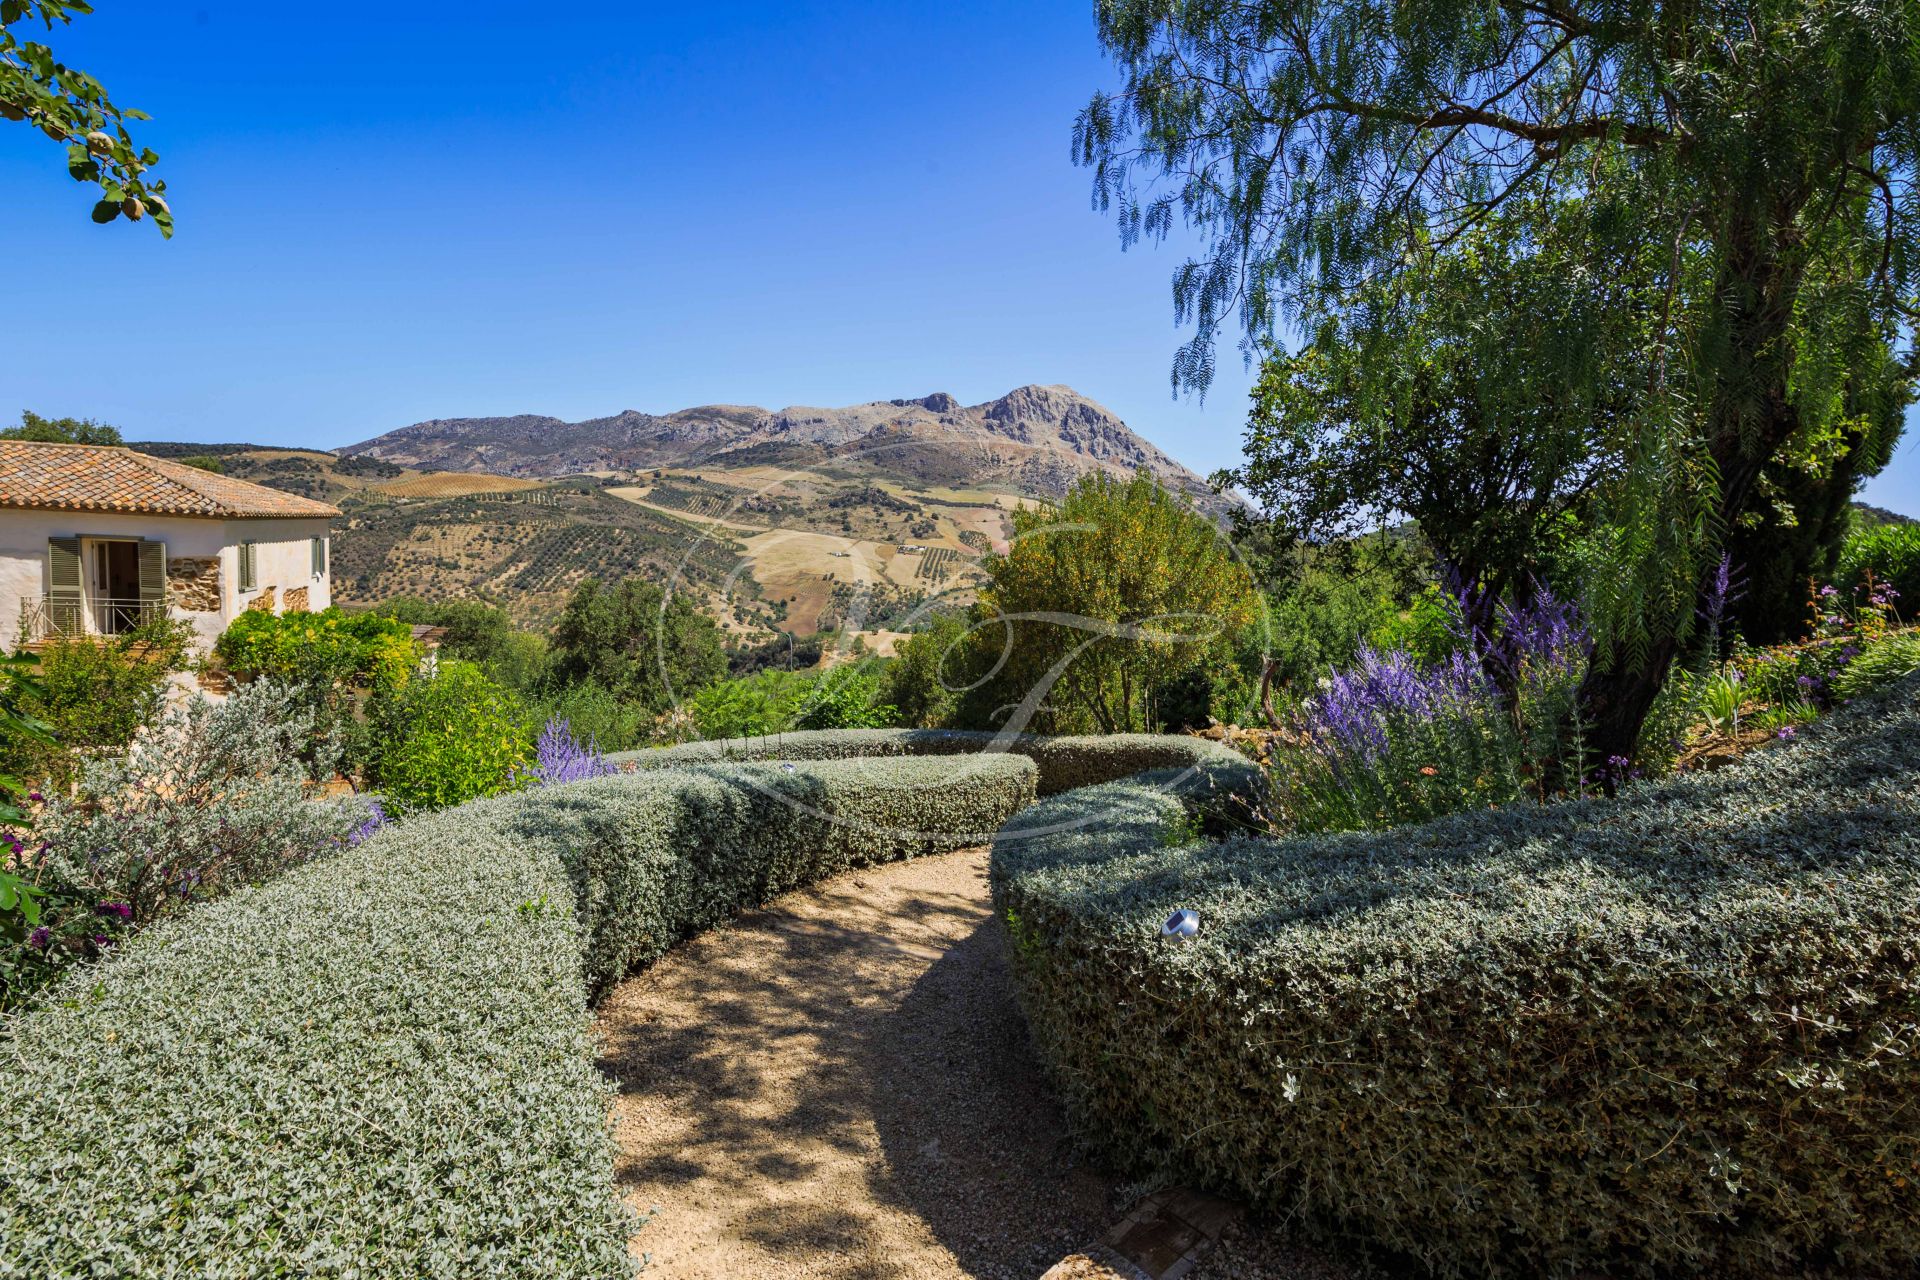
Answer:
4, 1, 1917, 515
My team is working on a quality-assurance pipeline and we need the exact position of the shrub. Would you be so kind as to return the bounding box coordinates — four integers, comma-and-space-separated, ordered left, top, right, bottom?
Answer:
0, 747, 1049, 1269
0, 792, 634, 1275
878, 614, 968, 728
215, 605, 417, 691
365, 661, 532, 813
514, 752, 1038, 995
688, 667, 813, 739
791, 658, 895, 729
33, 681, 366, 926
1272, 589, 1590, 831
533, 677, 650, 752
1835, 520, 1920, 608
991, 677, 1920, 1278
1831, 629, 1920, 701
523, 716, 618, 786
0, 619, 193, 788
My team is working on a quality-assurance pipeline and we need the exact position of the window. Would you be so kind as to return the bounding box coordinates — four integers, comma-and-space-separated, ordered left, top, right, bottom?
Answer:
311, 535, 327, 579
238, 541, 257, 592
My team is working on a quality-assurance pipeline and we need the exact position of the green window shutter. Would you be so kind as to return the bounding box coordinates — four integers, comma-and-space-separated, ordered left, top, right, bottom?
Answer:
46, 536, 83, 635
47, 537, 82, 601
138, 540, 167, 606
311, 535, 326, 578
238, 541, 257, 592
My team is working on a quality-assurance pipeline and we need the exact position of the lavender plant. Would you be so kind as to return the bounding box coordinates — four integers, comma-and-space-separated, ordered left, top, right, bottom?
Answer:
522, 716, 618, 788
1275, 588, 1591, 832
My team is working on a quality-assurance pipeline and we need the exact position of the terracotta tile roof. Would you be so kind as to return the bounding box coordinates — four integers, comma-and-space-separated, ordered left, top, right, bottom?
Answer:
0, 441, 340, 520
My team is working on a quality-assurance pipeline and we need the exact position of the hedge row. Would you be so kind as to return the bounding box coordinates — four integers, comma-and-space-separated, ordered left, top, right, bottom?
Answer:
990, 679, 1920, 1279
0, 793, 629, 1278
0, 751, 1038, 1276
612, 727, 1265, 805
509, 753, 1037, 996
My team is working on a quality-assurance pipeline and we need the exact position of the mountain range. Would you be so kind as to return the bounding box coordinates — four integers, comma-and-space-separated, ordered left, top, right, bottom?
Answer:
337, 384, 1212, 500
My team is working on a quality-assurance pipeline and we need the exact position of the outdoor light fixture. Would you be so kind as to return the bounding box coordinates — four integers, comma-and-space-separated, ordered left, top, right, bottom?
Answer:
1160, 908, 1200, 941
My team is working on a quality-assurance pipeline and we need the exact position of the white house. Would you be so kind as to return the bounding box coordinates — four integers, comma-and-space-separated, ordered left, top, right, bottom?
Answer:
0, 440, 341, 656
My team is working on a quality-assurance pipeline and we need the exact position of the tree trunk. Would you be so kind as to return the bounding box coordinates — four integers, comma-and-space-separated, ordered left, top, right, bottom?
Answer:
1577, 216, 1804, 769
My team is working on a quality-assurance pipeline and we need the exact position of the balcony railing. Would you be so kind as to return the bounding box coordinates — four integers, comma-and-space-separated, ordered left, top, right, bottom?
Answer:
19, 596, 168, 645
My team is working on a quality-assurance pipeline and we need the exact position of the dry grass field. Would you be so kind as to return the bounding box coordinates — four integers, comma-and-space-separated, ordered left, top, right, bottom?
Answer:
375, 472, 549, 498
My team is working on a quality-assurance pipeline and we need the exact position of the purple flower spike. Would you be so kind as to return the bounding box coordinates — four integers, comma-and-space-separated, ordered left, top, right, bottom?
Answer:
525, 717, 617, 787
95, 902, 133, 921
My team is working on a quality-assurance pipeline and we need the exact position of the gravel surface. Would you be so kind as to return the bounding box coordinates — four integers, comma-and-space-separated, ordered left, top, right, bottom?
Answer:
596, 847, 1350, 1279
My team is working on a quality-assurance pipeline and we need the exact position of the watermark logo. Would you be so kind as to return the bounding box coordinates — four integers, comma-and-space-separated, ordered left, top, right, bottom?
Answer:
635, 441, 1269, 842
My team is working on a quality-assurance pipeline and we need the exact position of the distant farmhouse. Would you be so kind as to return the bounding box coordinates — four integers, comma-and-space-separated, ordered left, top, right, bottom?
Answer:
0, 441, 339, 656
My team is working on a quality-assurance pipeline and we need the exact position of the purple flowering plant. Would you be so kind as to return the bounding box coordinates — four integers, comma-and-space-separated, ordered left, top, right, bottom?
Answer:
520, 717, 618, 788
1274, 584, 1593, 832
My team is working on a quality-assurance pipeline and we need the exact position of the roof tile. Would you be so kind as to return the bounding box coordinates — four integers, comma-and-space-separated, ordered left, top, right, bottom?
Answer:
0, 442, 340, 520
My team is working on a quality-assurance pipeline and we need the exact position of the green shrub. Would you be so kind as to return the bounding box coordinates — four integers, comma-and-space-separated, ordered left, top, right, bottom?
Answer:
364, 661, 533, 813
1831, 629, 1920, 701
1835, 521, 1920, 607
791, 658, 895, 729
0, 620, 193, 788
533, 678, 651, 753
991, 677, 1920, 1278
687, 667, 812, 739
216, 605, 418, 691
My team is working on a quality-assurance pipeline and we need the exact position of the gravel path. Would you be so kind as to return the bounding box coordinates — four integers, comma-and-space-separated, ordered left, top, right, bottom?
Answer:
595, 847, 1346, 1279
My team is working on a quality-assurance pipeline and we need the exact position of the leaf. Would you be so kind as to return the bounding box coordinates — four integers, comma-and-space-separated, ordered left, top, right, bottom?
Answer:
88, 196, 118, 223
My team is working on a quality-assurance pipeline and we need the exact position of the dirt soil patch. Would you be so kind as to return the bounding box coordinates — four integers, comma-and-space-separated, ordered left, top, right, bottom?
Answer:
596, 848, 1350, 1279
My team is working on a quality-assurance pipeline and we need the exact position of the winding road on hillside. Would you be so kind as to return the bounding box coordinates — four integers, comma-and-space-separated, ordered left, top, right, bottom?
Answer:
593, 848, 1347, 1280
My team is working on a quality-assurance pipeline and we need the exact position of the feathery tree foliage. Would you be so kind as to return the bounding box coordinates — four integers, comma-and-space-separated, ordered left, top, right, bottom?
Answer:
956, 471, 1260, 734
1220, 202, 1650, 650
1, 1, 170, 234
1079, 0, 1920, 759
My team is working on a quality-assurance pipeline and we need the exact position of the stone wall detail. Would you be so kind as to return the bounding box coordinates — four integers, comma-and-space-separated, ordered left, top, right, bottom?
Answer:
283, 585, 310, 614
246, 586, 277, 613
165, 556, 221, 613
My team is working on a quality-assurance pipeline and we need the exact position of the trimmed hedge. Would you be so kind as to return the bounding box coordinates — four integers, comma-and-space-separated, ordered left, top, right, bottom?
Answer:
612, 727, 1265, 803
991, 679, 1920, 1278
511, 753, 1037, 996
0, 793, 630, 1278
0, 751, 1036, 1276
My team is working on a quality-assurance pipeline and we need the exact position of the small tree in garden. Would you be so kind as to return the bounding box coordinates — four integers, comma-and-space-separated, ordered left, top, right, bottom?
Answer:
548, 578, 726, 715
958, 470, 1260, 734
364, 661, 532, 813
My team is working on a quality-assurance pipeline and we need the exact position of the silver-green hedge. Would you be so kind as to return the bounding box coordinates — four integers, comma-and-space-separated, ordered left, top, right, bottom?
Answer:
0, 751, 1037, 1276
990, 679, 1920, 1278
612, 727, 1265, 805
513, 753, 1037, 996
0, 792, 630, 1279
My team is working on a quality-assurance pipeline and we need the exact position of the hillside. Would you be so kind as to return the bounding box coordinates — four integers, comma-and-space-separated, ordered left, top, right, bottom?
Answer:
335, 385, 1212, 502
185, 449, 1021, 641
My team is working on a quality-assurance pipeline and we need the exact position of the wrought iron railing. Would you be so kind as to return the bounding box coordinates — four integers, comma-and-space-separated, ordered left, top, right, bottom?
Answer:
18, 595, 167, 644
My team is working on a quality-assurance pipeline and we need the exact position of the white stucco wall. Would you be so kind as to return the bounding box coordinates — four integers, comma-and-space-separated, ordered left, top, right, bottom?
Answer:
222, 519, 334, 618
0, 509, 332, 655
